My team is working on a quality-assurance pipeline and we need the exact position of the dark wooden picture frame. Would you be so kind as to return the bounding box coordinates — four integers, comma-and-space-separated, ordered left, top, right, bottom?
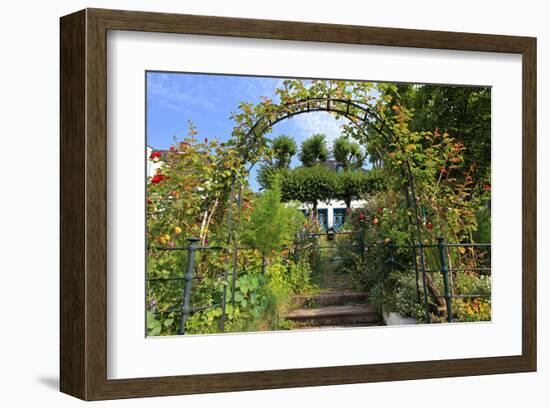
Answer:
60, 8, 537, 401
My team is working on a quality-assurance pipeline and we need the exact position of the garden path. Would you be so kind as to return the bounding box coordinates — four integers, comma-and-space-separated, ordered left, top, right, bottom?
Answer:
285, 259, 381, 328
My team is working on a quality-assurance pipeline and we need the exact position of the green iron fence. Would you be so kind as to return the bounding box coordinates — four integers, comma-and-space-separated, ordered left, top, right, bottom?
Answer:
294, 232, 491, 323
147, 238, 292, 335
147, 234, 491, 334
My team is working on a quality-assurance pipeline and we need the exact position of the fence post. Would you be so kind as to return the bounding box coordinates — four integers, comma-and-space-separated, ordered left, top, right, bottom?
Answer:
230, 243, 238, 307
179, 237, 200, 335
418, 242, 431, 323
410, 244, 422, 304
219, 249, 229, 332
437, 237, 453, 323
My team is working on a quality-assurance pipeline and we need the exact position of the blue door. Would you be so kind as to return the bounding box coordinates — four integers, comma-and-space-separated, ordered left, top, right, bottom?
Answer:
333, 208, 346, 231
318, 209, 328, 231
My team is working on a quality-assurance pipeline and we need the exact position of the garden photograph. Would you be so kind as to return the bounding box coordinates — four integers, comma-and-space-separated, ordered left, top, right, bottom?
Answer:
145, 72, 492, 336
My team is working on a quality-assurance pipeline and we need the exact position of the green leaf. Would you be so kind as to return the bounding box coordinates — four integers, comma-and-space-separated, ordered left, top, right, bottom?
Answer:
147, 311, 161, 329
225, 304, 234, 316
148, 325, 161, 336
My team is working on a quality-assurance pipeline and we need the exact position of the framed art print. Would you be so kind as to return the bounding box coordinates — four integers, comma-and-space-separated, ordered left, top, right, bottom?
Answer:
60, 8, 536, 400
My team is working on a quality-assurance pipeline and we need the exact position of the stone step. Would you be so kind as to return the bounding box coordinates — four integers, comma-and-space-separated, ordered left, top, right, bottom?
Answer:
291, 291, 369, 308
289, 323, 381, 331
285, 304, 381, 327
313, 272, 354, 291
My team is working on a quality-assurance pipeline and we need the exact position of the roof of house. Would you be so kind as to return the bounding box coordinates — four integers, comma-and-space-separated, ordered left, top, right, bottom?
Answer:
320, 159, 368, 173
321, 159, 341, 171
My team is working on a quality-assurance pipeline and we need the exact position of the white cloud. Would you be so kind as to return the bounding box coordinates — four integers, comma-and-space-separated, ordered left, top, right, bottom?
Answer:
147, 73, 218, 112
289, 111, 347, 146
240, 77, 285, 103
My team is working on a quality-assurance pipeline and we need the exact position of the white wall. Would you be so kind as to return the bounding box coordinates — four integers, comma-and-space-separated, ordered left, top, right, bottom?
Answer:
146, 146, 163, 177
0, 1, 547, 408
299, 199, 366, 229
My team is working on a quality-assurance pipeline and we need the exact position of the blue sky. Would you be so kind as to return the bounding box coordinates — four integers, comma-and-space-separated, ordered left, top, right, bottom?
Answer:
146, 71, 352, 191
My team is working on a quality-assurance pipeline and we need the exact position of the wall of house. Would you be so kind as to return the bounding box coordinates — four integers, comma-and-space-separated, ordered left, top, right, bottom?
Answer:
299, 199, 366, 230
146, 146, 163, 178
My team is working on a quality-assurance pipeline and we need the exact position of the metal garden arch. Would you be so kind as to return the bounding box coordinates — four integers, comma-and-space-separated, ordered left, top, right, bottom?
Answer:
219, 94, 432, 328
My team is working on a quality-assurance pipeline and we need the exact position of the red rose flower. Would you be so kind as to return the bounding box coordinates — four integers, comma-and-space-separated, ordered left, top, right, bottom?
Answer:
169, 146, 175, 152
359, 212, 365, 221
151, 173, 165, 184
377, 207, 383, 214
426, 221, 434, 231
149, 151, 162, 160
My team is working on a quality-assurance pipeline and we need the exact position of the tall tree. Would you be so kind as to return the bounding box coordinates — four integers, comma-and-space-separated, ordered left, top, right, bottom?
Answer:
335, 170, 381, 210
279, 165, 337, 220
333, 135, 364, 171
299, 134, 329, 167
271, 135, 297, 169
389, 83, 491, 186
256, 135, 297, 190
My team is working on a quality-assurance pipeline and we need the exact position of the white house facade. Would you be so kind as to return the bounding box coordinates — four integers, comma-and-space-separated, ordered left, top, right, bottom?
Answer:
298, 199, 366, 231
146, 145, 163, 178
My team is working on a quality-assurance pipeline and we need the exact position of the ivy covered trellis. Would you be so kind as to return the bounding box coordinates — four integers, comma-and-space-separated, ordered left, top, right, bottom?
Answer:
225, 79, 442, 321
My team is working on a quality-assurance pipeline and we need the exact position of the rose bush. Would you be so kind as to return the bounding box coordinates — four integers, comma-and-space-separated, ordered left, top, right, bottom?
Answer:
146, 130, 312, 335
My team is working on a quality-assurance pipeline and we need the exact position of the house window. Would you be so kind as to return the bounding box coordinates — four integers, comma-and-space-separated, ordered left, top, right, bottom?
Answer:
317, 209, 328, 231
333, 208, 346, 231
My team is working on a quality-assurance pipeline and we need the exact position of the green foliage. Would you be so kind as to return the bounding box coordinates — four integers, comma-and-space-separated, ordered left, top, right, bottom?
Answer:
393, 84, 491, 185
241, 180, 305, 254
380, 271, 426, 321
260, 260, 292, 330
146, 311, 163, 336
286, 258, 313, 294
256, 163, 278, 191
333, 135, 364, 170
146, 126, 310, 336
334, 170, 382, 208
256, 135, 297, 191
225, 255, 313, 333
279, 165, 337, 208
277, 165, 382, 214
271, 135, 297, 169
299, 134, 329, 167
473, 206, 491, 243
340, 199, 491, 323
146, 122, 244, 249
453, 298, 491, 322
